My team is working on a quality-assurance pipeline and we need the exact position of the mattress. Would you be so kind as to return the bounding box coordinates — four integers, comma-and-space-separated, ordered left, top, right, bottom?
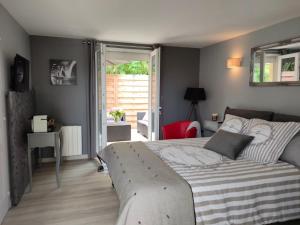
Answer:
146, 138, 300, 225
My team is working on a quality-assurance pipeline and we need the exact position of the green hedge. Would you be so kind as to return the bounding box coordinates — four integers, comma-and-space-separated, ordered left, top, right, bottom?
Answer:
106, 61, 149, 75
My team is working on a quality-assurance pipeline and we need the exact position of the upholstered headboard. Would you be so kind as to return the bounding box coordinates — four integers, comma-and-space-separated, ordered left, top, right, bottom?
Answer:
272, 113, 300, 122
224, 106, 300, 122
7, 91, 34, 206
224, 107, 274, 121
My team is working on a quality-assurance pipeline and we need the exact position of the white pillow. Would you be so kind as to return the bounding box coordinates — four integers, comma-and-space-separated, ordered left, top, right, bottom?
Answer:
241, 119, 300, 164
219, 114, 249, 134
187, 121, 202, 137
142, 112, 148, 121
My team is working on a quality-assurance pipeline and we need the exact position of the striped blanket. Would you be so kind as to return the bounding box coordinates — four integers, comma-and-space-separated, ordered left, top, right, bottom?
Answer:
146, 138, 300, 225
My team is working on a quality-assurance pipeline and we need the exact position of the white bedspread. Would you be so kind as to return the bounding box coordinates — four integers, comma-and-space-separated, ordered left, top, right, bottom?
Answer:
160, 145, 222, 167
146, 138, 300, 225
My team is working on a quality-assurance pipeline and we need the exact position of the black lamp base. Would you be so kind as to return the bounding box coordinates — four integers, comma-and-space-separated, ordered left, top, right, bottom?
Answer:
187, 102, 198, 121
97, 155, 104, 172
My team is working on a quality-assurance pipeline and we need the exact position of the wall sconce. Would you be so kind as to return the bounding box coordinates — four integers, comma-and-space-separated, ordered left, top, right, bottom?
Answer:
226, 58, 242, 68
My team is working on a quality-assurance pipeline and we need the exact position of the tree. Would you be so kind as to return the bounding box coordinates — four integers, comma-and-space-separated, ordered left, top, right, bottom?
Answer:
106, 61, 149, 75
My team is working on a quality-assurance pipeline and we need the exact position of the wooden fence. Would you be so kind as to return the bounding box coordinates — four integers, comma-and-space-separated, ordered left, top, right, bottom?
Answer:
105, 74, 149, 128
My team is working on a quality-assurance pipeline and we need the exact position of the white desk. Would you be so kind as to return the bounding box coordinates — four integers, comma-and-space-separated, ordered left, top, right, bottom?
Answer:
27, 131, 61, 192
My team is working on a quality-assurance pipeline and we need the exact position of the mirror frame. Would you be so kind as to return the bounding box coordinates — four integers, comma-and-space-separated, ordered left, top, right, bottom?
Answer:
250, 36, 300, 86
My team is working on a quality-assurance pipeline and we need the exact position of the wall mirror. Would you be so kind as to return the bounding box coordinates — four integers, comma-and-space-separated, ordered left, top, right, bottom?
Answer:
250, 36, 300, 86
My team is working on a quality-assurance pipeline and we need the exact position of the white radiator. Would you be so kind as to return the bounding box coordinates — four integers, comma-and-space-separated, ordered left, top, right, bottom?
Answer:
61, 126, 82, 156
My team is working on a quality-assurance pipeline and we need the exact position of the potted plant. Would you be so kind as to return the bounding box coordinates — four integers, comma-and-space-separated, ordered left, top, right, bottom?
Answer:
109, 108, 125, 122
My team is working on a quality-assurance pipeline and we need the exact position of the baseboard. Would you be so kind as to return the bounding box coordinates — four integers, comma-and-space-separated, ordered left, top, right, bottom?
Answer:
40, 154, 89, 163
0, 194, 10, 224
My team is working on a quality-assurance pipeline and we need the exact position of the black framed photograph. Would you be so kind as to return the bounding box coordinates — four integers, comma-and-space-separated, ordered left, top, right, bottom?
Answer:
50, 59, 77, 85
11, 54, 30, 92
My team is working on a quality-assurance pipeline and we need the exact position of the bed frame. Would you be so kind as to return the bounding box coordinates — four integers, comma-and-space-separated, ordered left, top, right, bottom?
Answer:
100, 106, 300, 225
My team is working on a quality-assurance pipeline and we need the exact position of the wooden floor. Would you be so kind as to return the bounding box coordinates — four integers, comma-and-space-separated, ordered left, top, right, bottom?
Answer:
2, 160, 119, 225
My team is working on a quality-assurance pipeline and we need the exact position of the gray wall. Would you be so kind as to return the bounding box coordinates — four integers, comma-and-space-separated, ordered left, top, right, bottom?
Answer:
160, 46, 200, 128
199, 16, 300, 121
30, 36, 90, 155
30, 41, 200, 153
0, 4, 30, 223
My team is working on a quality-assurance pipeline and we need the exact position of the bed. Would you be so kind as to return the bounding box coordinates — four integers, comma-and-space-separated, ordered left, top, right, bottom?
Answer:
99, 108, 300, 225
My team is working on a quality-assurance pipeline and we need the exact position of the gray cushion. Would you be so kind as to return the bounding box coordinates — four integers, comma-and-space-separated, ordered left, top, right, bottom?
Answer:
224, 107, 273, 121
138, 120, 148, 126
280, 132, 300, 168
204, 130, 254, 160
272, 113, 300, 122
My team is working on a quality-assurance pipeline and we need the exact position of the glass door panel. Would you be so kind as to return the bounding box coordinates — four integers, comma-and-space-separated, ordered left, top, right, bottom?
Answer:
148, 48, 161, 141
96, 43, 107, 151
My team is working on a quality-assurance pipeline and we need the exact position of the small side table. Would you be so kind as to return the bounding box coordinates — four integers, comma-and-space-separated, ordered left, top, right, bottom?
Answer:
27, 131, 61, 192
107, 122, 131, 142
203, 120, 223, 137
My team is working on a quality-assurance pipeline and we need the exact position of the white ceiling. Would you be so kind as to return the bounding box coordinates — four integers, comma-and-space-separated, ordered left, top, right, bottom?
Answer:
1, 0, 300, 48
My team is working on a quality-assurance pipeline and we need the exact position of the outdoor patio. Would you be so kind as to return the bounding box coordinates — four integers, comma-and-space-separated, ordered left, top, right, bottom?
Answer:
107, 128, 147, 145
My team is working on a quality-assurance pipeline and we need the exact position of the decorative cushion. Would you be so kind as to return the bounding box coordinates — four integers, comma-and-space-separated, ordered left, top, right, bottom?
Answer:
280, 131, 300, 168
224, 106, 273, 121
219, 114, 249, 134
187, 121, 201, 137
138, 120, 148, 126
241, 119, 300, 164
204, 130, 254, 160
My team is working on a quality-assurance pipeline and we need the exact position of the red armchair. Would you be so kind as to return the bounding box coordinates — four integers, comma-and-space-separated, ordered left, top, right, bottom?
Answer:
162, 120, 197, 140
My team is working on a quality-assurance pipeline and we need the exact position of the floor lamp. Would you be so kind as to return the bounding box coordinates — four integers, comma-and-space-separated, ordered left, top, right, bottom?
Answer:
184, 88, 206, 121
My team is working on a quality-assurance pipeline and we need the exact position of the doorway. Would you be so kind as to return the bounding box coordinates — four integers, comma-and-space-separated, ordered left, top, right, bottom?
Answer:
96, 43, 161, 151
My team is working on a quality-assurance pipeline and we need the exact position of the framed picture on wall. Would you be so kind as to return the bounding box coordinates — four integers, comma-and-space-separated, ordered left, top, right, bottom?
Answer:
50, 59, 77, 85
277, 53, 300, 82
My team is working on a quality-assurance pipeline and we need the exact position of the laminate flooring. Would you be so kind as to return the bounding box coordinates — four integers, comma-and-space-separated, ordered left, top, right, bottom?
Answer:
2, 160, 118, 225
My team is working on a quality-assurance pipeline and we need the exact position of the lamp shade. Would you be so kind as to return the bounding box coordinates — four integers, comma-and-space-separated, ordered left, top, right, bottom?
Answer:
184, 88, 206, 103
227, 58, 241, 68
